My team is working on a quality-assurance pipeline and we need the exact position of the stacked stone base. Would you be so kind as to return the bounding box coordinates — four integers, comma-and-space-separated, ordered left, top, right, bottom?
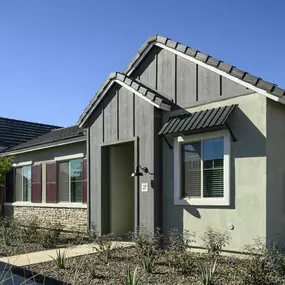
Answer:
3, 205, 88, 232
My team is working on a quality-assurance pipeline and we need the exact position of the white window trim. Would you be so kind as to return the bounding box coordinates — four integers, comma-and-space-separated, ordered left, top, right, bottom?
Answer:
174, 129, 231, 206
4, 202, 87, 209
54, 153, 84, 161
12, 161, 33, 167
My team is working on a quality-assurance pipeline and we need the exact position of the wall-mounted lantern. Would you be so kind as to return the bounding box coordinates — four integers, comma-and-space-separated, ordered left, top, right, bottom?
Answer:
131, 165, 149, 177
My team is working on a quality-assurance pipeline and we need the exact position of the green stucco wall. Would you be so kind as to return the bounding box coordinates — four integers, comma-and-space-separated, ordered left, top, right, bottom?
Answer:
163, 93, 267, 251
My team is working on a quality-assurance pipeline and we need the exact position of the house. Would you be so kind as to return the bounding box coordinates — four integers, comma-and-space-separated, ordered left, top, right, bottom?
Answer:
77, 35, 285, 251
0, 117, 60, 152
2, 34, 285, 251
1, 124, 87, 232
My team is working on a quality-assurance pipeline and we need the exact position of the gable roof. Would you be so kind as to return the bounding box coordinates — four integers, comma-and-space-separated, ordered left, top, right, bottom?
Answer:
78, 34, 285, 127
7, 125, 86, 153
0, 117, 61, 151
77, 72, 172, 126
124, 35, 285, 103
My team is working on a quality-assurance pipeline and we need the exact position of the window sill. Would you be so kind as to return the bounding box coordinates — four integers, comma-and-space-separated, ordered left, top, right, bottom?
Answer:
4, 202, 87, 209
174, 197, 230, 206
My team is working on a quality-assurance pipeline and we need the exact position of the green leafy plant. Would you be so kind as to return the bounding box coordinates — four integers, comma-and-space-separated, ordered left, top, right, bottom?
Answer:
0, 156, 14, 187
51, 250, 67, 269
201, 227, 231, 258
198, 257, 218, 285
40, 222, 62, 249
165, 228, 196, 274
131, 226, 161, 273
125, 266, 141, 285
94, 233, 116, 264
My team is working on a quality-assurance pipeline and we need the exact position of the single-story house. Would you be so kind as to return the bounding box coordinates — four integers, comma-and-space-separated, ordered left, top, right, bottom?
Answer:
77, 35, 285, 251
1, 123, 87, 232
2, 34, 285, 251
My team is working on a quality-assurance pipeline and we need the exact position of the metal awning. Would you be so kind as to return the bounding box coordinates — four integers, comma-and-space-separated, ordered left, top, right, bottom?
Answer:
158, 105, 236, 135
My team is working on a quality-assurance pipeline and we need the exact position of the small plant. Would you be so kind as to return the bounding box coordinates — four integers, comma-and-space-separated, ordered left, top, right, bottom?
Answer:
198, 257, 218, 285
241, 237, 279, 284
40, 222, 62, 249
94, 233, 116, 264
131, 226, 161, 273
201, 227, 231, 258
87, 264, 97, 279
0, 217, 20, 246
22, 217, 39, 243
165, 228, 196, 274
51, 250, 67, 269
125, 266, 141, 285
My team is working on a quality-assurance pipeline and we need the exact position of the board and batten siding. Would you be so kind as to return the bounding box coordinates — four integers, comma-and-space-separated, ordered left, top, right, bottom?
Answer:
88, 88, 162, 234
132, 46, 253, 107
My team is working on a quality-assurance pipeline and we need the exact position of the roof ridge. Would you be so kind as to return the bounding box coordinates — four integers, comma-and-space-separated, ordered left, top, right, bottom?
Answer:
124, 35, 285, 98
0, 116, 61, 128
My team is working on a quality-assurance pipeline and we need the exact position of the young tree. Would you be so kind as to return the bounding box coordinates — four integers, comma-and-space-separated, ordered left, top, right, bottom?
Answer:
0, 156, 14, 187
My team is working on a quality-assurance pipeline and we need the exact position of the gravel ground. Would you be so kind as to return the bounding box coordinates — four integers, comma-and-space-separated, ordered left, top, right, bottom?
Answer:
26, 248, 280, 285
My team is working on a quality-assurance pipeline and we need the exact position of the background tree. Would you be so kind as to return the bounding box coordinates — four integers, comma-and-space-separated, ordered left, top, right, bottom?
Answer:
0, 156, 14, 187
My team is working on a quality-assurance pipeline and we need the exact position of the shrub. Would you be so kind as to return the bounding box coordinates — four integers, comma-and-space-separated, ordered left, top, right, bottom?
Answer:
21, 217, 39, 243
39, 222, 62, 249
94, 233, 116, 264
0, 217, 21, 246
164, 228, 196, 274
131, 227, 161, 273
125, 266, 141, 285
198, 257, 218, 285
201, 227, 231, 258
241, 237, 279, 284
51, 250, 67, 269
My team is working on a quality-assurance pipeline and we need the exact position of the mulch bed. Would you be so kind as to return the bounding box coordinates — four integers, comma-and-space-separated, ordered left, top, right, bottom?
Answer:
25, 247, 258, 285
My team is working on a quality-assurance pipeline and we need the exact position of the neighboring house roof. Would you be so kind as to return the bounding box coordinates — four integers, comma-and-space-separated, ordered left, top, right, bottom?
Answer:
159, 105, 236, 135
8, 125, 86, 152
0, 117, 61, 151
124, 35, 285, 100
78, 72, 172, 126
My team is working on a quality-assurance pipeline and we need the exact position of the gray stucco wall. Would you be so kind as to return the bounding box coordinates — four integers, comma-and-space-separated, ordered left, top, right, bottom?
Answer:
163, 93, 267, 251
266, 99, 285, 247
12, 141, 86, 164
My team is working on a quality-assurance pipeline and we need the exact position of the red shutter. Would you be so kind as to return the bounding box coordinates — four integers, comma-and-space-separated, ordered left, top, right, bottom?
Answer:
31, 165, 42, 203
82, 159, 87, 203
46, 162, 57, 203
5, 170, 14, 202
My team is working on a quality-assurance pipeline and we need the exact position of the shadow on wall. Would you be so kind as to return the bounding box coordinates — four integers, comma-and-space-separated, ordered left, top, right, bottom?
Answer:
163, 105, 266, 234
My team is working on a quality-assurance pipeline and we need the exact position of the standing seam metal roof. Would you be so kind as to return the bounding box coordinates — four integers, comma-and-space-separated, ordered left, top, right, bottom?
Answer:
158, 105, 236, 135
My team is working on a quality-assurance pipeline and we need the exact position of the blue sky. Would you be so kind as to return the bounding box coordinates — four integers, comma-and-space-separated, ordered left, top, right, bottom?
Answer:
0, 0, 284, 126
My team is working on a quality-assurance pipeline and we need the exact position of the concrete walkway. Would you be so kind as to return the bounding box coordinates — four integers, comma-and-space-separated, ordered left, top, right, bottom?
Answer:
0, 241, 133, 267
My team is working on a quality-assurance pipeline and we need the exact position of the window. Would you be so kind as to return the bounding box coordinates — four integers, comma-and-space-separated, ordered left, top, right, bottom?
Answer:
58, 159, 83, 203
15, 166, 31, 201
174, 130, 230, 206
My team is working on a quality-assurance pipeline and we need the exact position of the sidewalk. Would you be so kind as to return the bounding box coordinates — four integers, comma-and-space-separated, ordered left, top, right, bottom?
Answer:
0, 241, 133, 267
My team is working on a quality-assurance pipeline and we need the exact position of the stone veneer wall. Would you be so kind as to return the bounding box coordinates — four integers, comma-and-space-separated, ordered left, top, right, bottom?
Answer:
4, 206, 88, 232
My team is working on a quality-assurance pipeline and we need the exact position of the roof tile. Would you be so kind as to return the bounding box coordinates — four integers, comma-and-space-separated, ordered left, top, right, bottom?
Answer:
166, 39, 177, 49
230, 68, 246, 79
257, 80, 275, 92
243, 74, 259, 85
185, 47, 198, 57
195, 52, 209, 62
176, 43, 187, 53
218, 62, 233, 73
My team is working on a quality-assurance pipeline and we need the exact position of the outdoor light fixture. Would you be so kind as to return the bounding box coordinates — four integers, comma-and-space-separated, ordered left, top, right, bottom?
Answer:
131, 165, 149, 177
